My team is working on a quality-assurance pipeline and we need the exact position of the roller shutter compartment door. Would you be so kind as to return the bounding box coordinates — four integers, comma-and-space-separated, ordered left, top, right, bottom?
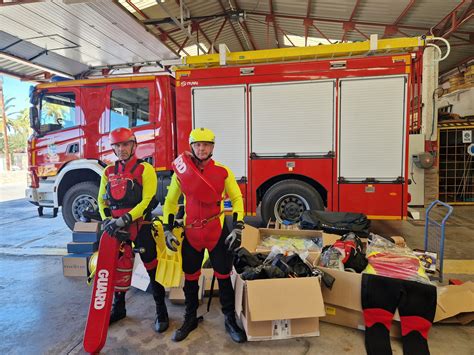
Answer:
250, 80, 335, 157
338, 76, 407, 217
192, 85, 247, 179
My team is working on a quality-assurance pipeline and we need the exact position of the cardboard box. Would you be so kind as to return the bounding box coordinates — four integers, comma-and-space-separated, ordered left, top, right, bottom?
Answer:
435, 282, 474, 323
319, 267, 401, 337
67, 241, 98, 254
62, 253, 92, 277
202, 268, 219, 294
73, 222, 100, 233
72, 231, 100, 243
235, 225, 326, 341
319, 267, 474, 334
242, 226, 339, 264
234, 274, 325, 341
168, 275, 205, 305
266, 219, 300, 230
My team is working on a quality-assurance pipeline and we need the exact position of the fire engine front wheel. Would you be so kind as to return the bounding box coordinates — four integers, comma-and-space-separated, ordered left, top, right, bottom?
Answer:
62, 181, 100, 230
261, 179, 324, 224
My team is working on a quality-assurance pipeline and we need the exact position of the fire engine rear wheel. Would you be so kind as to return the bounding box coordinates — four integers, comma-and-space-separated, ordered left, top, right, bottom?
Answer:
261, 179, 324, 224
62, 181, 100, 230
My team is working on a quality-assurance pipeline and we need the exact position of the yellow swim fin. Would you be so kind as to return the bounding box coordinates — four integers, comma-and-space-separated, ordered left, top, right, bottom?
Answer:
153, 218, 184, 288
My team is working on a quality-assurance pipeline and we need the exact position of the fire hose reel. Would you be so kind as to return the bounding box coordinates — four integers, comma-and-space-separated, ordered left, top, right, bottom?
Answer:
412, 152, 434, 169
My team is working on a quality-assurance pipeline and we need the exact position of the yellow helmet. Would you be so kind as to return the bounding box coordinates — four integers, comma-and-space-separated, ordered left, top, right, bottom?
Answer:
87, 251, 99, 285
189, 128, 215, 145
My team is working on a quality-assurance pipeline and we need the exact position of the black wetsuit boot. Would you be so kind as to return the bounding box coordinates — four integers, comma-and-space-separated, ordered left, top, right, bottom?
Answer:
172, 280, 199, 342
109, 291, 126, 324
219, 277, 246, 343
147, 268, 169, 333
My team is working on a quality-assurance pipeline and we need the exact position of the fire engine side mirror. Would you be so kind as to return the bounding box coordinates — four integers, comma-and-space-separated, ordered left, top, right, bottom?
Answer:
29, 106, 40, 134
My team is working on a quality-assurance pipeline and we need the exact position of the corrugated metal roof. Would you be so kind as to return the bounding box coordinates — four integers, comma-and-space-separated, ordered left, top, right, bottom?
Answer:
0, 0, 176, 79
127, 0, 472, 73
0, 0, 470, 79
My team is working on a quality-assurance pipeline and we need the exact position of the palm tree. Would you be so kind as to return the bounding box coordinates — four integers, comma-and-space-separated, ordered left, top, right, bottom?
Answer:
41, 101, 68, 126
0, 76, 12, 171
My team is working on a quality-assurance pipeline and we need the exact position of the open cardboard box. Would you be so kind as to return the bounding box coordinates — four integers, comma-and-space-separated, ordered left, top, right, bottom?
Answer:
243, 226, 340, 264
168, 275, 205, 305
235, 225, 327, 341
241, 225, 474, 339
319, 266, 402, 337
319, 267, 474, 336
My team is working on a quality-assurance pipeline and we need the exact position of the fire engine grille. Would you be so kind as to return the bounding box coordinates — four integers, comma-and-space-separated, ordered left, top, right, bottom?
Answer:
438, 126, 474, 204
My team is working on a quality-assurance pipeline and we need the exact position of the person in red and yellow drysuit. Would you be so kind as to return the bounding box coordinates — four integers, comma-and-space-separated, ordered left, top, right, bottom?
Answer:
98, 127, 168, 333
163, 127, 246, 343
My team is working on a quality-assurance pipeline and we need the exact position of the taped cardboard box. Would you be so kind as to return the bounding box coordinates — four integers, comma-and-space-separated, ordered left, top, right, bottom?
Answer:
319, 267, 474, 335
168, 275, 205, 305
62, 253, 92, 277
235, 225, 326, 341
234, 274, 325, 341
202, 268, 219, 295
73, 222, 100, 233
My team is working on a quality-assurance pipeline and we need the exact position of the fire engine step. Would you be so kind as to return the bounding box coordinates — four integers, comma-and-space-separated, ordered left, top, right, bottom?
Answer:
38, 207, 58, 218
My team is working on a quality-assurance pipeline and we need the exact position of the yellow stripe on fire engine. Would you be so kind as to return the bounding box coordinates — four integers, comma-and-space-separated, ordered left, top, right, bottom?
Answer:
37, 76, 158, 89
367, 215, 408, 220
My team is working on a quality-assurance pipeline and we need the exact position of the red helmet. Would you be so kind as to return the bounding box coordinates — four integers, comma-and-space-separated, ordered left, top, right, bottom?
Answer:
109, 127, 136, 145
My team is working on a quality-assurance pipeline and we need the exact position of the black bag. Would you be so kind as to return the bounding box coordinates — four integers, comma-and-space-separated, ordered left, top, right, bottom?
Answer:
299, 210, 370, 237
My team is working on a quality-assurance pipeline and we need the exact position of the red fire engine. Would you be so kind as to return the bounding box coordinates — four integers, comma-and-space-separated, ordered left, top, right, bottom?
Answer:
26, 37, 436, 230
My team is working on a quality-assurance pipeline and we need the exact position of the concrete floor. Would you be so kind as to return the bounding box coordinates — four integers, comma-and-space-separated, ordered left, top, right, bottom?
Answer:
0, 181, 473, 355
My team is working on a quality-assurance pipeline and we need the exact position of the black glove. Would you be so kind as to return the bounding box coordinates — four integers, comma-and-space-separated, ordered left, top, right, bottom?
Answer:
164, 230, 180, 252
103, 213, 132, 237
225, 220, 244, 252
164, 214, 180, 252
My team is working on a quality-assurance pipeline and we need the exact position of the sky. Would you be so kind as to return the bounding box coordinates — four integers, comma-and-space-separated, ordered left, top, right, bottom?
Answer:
2, 75, 35, 117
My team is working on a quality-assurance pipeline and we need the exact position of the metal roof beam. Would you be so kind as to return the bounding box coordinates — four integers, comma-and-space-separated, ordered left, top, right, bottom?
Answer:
166, 16, 217, 35
269, 0, 280, 48
156, 1, 207, 54
197, 23, 219, 53
247, 10, 473, 35
441, 8, 474, 39
232, 0, 258, 50
303, 0, 312, 46
177, 37, 189, 54
394, 0, 416, 25
175, 0, 219, 53
124, 0, 183, 56
209, 18, 228, 53
216, 0, 245, 51
432, 0, 469, 35
342, 0, 361, 42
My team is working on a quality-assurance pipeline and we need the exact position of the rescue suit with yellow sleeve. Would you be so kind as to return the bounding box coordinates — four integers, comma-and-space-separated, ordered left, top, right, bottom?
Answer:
98, 127, 168, 333
162, 128, 247, 343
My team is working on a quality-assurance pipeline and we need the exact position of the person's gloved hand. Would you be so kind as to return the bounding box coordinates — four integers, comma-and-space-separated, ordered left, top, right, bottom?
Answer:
164, 229, 180, 252
225, 221, 245, 252
103, 213, 132, 237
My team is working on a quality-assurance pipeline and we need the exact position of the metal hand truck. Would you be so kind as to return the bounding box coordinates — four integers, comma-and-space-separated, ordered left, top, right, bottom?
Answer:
424, 200, 454, 283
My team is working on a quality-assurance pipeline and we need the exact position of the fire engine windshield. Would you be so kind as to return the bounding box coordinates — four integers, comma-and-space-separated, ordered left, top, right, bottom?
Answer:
39, 92, 76, 134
